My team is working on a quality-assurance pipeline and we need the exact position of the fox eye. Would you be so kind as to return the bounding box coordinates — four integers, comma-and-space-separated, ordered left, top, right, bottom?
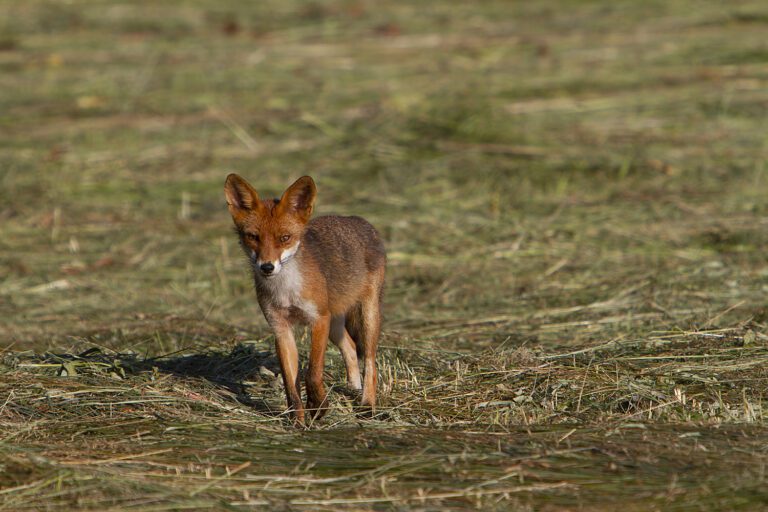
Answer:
279, 234, 291, 243
246, 233, 260, 243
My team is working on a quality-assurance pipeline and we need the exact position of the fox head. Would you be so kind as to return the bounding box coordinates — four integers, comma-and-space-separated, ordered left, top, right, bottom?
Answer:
224, 174, 316, 278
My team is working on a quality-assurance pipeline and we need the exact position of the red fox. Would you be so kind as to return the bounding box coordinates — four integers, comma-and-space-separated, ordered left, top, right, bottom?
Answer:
224, 174, 386, 425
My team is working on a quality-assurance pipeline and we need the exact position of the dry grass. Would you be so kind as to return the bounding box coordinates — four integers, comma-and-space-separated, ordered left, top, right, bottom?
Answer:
2, 0, 768, 509
3, 328, 768, 509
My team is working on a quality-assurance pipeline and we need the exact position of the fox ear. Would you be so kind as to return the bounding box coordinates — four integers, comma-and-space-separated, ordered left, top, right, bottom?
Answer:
278, 176, 316, 221
224, 174, 261, 216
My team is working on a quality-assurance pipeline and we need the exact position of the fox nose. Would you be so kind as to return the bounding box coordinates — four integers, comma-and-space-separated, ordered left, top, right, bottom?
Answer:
260, 262, 275, 275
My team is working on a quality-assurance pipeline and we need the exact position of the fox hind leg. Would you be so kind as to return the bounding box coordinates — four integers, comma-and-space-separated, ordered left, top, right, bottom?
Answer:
354, 270, 384, 412
330, 315, 362, 392
358, 299, 380, 410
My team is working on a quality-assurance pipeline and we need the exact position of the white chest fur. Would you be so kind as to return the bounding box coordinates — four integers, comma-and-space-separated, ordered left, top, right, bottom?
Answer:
257, 259, 318, 320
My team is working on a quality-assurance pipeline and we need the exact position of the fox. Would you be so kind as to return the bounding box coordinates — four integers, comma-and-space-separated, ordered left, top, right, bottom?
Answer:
224, 174, 386, 425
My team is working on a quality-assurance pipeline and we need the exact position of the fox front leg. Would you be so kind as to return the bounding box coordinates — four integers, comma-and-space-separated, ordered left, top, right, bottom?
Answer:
305, 313, 331, 422
272, 323, 305, 425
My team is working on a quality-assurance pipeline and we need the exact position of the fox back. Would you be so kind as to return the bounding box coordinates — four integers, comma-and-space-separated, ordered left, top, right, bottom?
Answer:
300, 215, 385, 314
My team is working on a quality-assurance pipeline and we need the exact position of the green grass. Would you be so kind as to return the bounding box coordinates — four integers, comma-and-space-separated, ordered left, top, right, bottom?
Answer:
2, 0, 768, 509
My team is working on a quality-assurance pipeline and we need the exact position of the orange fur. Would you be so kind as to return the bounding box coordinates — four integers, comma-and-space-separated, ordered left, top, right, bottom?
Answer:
225, 174, 386, 425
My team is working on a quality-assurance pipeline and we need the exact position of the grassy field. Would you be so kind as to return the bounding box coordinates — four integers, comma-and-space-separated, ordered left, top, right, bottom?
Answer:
2, 0, 768, 509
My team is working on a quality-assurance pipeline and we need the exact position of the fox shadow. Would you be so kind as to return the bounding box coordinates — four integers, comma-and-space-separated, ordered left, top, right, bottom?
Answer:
35, 344, 285, 417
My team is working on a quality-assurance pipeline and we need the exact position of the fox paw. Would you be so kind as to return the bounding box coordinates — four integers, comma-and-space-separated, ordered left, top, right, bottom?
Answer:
305, 395, 329, 423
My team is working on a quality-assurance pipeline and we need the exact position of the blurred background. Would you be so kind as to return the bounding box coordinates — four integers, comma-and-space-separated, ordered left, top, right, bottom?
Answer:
1, 0, 767, 354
